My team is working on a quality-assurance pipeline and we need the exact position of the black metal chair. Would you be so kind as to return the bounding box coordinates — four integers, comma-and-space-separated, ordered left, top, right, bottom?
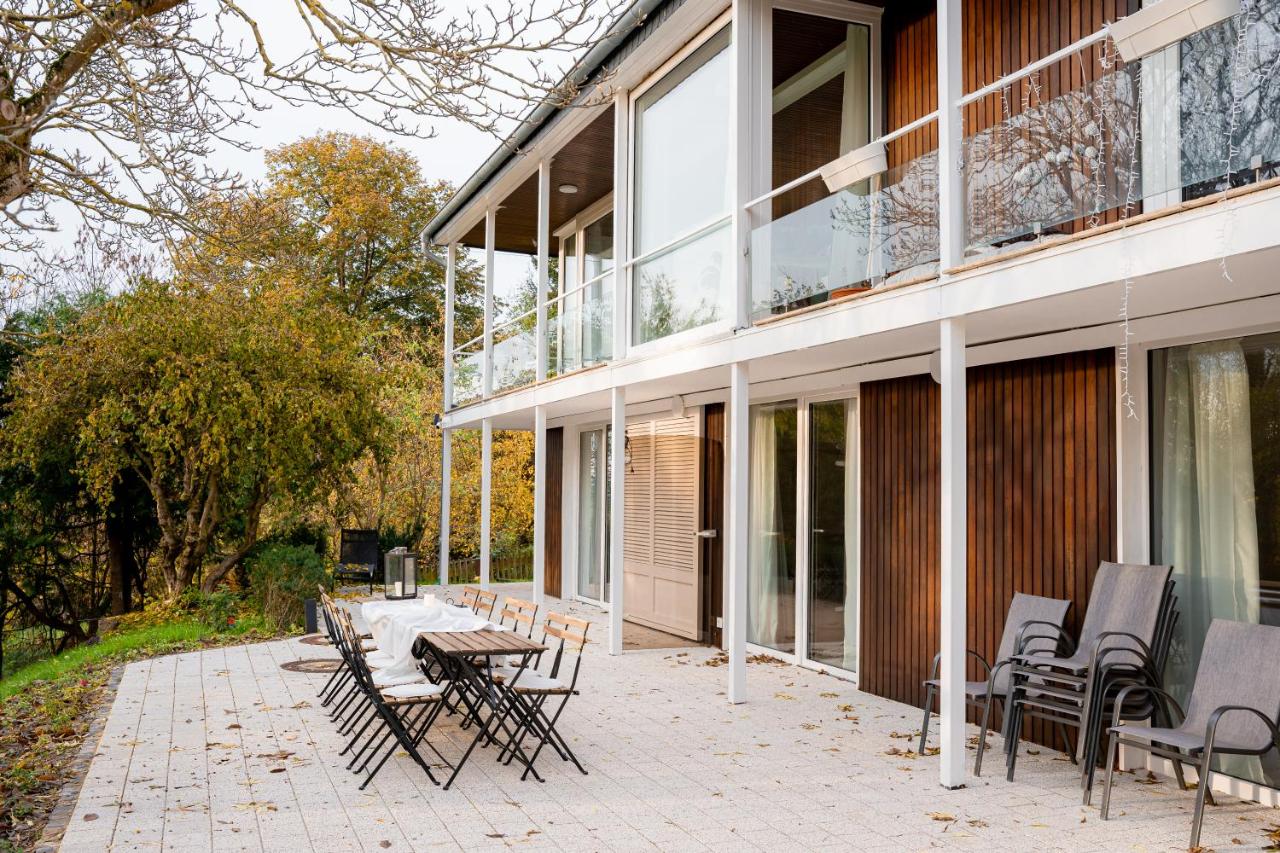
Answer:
918, 591, 1072, 775
1004, 561, 1179, 803
335, 528, 379, 594
1101, 619, 1280, 850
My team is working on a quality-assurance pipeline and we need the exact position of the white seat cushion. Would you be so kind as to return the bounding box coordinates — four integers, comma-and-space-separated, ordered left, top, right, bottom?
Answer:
511, 673, 569, 693
361, 639, 379, 651
365, 652, 395, 668
381, 682, 445, 701
373, 670, 424, 688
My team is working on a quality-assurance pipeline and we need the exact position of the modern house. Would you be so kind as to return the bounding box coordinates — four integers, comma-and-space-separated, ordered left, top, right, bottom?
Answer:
422, 0, 1280, 795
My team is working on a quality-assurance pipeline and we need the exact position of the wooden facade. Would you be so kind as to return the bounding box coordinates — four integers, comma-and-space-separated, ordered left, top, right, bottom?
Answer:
544, 427, 564, 599
700, 403, 725, 646
859, 350, 1117, 731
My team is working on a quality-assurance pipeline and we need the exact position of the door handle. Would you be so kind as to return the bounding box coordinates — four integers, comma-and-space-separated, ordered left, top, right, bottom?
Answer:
695, 529, 718, 539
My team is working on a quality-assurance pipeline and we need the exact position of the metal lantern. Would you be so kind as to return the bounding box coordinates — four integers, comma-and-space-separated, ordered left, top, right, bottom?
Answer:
383, 547, 418, 600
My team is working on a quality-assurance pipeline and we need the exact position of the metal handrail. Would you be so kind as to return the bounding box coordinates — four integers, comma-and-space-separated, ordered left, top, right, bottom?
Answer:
743, 110, 940, 211
958, 27, 1110, 107
623, 213, 732, 269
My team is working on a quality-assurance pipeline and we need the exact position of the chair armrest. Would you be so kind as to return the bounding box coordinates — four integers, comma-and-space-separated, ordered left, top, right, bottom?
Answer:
1205, 705, 1280, 753
927, 649, 993, 682
1110, 682, 1186, 730
1015, 621, 1075, 657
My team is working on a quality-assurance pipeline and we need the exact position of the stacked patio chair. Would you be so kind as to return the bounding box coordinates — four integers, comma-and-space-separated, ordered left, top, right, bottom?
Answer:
332, 609, 449, 789
461, 585, 498, 619
1004, 561, 1179, 803
917, 591, 1072, 775
491, 613, 591, 780
334, 528, 379, 594
1101, 619, 1280, 850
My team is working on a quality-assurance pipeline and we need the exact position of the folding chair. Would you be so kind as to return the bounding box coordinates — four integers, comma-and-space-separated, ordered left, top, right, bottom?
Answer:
918, 591, 1071, 775
1004, 561, 1179, 802
1101, 619, 1280, 850
461, 585, 498, 619
496, 613, 591, 780
334, 609, 449, 789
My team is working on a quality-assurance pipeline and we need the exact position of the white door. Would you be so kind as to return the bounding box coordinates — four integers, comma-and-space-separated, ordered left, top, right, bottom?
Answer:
623, 414, 702, 638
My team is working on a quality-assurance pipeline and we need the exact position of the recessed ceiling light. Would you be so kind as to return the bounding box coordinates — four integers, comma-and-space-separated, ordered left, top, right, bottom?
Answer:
558, 183, 579, 194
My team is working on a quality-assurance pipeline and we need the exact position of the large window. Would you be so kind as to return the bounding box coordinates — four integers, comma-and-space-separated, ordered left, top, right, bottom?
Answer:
632, 27, 732, 345
1152, 331, 1280, 785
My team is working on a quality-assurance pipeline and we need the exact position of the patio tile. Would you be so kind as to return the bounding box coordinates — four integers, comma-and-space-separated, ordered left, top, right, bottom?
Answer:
52, 585, 1280, 852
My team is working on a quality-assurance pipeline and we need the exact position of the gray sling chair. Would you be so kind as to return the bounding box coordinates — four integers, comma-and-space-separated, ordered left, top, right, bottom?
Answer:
1004, 561, 1179, 803
1101, 619, 1280, 851
917, 592, 1072, 775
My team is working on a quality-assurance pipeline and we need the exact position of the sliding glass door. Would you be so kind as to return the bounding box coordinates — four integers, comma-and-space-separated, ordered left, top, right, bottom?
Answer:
577, 427, 611, 603
1151, 332, 1280, 785
747, 393, 860, 675
806, 399, 859, 672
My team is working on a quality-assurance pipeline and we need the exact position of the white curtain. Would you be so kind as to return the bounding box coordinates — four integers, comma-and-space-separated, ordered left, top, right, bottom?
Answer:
749, 406, 781, 647
1161, 341, 1261, 690
1160, 339, 1263, 781
842, 398, 860, 672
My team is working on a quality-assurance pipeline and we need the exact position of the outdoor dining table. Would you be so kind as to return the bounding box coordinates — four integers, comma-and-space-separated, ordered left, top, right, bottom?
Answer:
418, 630, 548, 789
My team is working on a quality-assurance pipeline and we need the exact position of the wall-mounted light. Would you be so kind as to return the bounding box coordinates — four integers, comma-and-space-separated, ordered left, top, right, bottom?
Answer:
928, 350, 943, 385
671, 394, 685, 418
558, 183, 579, 195
820, 141, 888, 193
1108, 0, 1239, 62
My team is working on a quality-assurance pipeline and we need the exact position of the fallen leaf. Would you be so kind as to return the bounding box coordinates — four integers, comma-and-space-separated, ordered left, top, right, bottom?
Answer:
929, 812, 956, 822
83, 814, 98, 822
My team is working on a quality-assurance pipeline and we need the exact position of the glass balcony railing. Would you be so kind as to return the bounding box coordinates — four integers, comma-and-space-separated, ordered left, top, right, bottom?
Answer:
491, 309, 538, 394
545, 277, 613, 379
749, 148, 939, 320
450, 337, 483, 408
963, 10, 1280, 257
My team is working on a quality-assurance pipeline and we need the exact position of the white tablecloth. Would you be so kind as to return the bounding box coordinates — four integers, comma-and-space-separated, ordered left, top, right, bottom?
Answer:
359, 595, 503, 680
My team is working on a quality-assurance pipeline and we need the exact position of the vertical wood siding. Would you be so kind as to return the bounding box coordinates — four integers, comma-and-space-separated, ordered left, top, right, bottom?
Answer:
544, 427, 563, 599
882, 0, 1138, 168
701, 404, 725, 645
859, 350, 1116, 736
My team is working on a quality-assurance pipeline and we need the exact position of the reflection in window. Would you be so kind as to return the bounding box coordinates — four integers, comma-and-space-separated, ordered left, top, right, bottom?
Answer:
633, 28, 732, 344
1152, 332, 1280, 785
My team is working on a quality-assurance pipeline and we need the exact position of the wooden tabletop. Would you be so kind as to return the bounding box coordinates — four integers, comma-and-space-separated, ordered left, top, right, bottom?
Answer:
423, 630, 546, 657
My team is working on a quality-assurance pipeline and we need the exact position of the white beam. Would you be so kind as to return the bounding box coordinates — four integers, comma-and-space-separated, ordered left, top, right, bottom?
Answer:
481, 418, 493, 590
533, 405, 547, 609
440, 427, 451, 587
483, 209, 496, 397
938, 317, 967, 789
608, 386, 627, 655
612, 91, 630, 360
727, 361, 749, 702
730, 0, 764, 330
936, 0, 964, 272
536, 161, 552, 382
444, 243, 457, 409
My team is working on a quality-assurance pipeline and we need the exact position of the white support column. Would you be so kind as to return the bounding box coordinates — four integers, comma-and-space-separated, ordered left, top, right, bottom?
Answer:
729, 0, 761, 330
536, 161, 552, 382
936, 0, 965, 272
533, 405, 548, 609
608, 386, 627, 655
480, 418, 493, 590
444, 243, 457, 409
439, 427, 451, 587
483, 209, 496, 397
938, 317, 967, 789
727, 361, 749, 703
611, 92, 630, 360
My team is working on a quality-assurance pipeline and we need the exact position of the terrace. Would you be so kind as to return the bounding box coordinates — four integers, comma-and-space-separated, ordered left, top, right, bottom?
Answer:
44, 586, 1280, 852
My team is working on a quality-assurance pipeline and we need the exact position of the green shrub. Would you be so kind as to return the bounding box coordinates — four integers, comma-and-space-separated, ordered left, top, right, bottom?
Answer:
247, 543, 331, 632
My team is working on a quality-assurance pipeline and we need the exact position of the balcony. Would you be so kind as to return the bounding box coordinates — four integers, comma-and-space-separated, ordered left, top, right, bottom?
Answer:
749, 10, 1280, 323
546, 277, 614, 380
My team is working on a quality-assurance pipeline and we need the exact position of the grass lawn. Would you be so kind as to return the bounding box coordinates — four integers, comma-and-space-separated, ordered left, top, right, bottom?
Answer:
0, 619, 277, 852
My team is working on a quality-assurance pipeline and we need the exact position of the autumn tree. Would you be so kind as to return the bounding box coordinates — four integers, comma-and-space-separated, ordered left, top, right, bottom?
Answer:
174, 133, 482, 337
0, 0, 617, 279
4, 277, 382, 600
